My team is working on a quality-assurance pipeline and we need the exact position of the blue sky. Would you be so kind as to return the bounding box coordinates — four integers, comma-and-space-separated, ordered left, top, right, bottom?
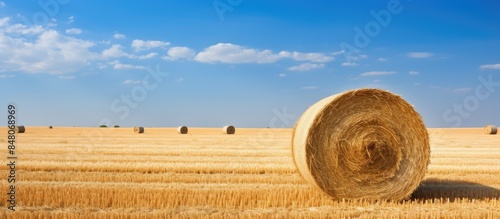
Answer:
0, 0, 499, 128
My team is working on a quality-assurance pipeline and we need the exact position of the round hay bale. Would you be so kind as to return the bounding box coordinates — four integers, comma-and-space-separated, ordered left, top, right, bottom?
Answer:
292, 88, 430, 200
484, 125, 497, 135
223, 125, 235, 134
177, 126, 188, 134
49, 126, 53, 129
15, 126, 26, 133
134, 126, 144, 134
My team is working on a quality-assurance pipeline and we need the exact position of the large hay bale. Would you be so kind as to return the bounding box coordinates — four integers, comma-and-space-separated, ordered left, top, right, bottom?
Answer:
484, 125, 497, 135
49, 126, 53, 129
292, 88, 430, 200
15, 126, 25, 133
177, 126, 188, 134
223, 125, 235, 134
134, 126, 144, 134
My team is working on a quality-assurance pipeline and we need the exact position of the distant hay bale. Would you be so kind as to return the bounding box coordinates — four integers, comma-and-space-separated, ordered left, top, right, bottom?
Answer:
292, 88, 430, 200
15, 126, 26, 133
223, 125, 235, 134
177, 126, 188, 134
49, 126, 53, 129
484, 125, 497, 135
134, 126, 144, 134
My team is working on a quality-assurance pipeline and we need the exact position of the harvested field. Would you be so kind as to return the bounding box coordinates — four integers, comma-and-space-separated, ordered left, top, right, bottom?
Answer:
0, 127, 499, 218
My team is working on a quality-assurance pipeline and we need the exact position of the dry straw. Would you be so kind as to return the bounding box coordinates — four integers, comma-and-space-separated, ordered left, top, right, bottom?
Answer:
134, 126, 144, 134
292, 88, 430, 200
177, 126, 188, 134
15, 125, 26, 133
484, 125, 497, 135
223, 125, 235, 134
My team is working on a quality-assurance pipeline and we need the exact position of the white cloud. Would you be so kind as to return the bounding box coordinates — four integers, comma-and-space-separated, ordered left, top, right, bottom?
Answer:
67, 16, 74, 24
0, 17, 9, 27
5, 23, 44, 34
479, 64, 500, 70
131, 39, 170, 51
414, 82, 421, 86
194, 43, 281, 64
175, 78, 184, 82
0, 2, 5, 7
378, 58, 387, 62
123, 79, 141, 84
341, 62, 358, 67
66, 28, 82, 35
407, 52, 433, 58
102, 44, 129, 58
110, 61, 145, 70
278, 73, 286, 77
0, 27, 98, 74
409, 71, 420, 75
278, 51, 333, 63
163, 46, 196, 60
360, 71, 397, 76
133, 52, 157, 60
288, 63, 325, 71
0, 74, 14, 78
58, 75, 75, 80
372, 79, 381, 83
113, 33, 126, 39
301, 86, 319, 90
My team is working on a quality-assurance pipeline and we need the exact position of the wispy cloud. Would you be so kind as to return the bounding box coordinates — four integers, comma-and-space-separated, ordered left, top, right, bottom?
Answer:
0, 2, 5, 7
278, 51, 334, 62
110, 61, 145, 70
66, 28, 82, 35
0, 74, 14, 78
278, 73, 286, 77
66, 16, 74, 24
407, 52, 433, 58
102, 44, 129, 58
300, 86, 318, 90
58, 75, 76, 80
288, 63, 325, 71
409, 71, 419, 75
131, 39, 170, 51
479, 64, 500, 70
123, 79, 141, 84
341, 62, 358, 67
378, 58, 387, 62
360, 71, 397, 76
113, 33, 126, 39
175, 78, 184, 82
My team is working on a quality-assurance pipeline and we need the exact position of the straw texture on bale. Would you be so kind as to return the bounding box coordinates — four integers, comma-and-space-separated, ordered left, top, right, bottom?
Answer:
134, 126, 144, 134
15, 125, 26, 133
484, 125, 497, 135
292, 88, 430, 200
223, 125, 235, 134
177, 126, 188, 134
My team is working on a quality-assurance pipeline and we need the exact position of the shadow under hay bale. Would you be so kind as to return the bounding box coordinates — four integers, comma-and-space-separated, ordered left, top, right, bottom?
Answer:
15, 125, 25, 133
411, 179, 500, 202
223, 125, 235, 134
134, 126, 144, 134
177, 126, 188, 134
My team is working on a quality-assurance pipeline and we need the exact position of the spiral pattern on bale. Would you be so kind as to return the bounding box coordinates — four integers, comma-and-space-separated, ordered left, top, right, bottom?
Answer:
292, 88, 430, 200
223, 125, 235, 134
484, 125, 497, 135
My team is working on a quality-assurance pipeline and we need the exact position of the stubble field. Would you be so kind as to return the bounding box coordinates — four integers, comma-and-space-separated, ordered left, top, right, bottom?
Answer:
0, 127, 499, 218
